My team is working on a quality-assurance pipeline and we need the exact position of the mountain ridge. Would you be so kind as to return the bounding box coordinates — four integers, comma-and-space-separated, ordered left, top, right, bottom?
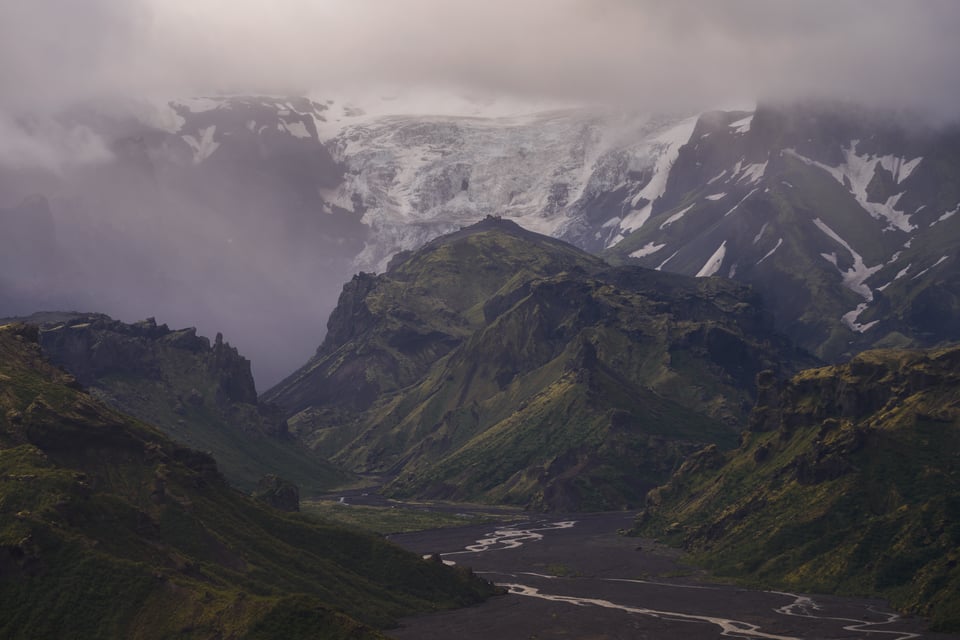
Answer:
6, 312, 348, 494
265, 218, 814, 510
632, 344, 960, 631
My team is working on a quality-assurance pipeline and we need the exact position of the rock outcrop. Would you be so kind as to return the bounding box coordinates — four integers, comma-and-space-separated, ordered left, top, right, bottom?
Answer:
633, 345, 960, 631
25, 313, 344, 493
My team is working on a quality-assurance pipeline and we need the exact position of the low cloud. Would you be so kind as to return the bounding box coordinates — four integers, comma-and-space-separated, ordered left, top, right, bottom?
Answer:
0, 115, 114, 170
3, 0, 960, 119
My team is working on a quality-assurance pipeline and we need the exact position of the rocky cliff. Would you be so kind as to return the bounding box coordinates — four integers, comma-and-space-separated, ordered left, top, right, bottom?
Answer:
31, 313, 346, 493
633, 345, 960, 631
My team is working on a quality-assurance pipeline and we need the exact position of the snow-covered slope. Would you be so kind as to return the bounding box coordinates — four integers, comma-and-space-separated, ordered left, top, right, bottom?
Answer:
321, 107, 696, 271
606, 103, 960, 360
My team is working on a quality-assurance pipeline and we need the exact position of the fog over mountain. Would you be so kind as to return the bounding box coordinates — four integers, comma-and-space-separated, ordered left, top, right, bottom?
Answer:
2, 1, 959, 387
4, 1, 960, 120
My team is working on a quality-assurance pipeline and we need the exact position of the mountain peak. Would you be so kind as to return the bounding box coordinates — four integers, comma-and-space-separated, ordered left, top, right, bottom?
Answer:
265, 222, 811, 509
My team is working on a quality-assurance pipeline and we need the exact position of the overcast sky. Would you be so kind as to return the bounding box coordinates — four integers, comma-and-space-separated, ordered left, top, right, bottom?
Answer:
3, 0, 960, 119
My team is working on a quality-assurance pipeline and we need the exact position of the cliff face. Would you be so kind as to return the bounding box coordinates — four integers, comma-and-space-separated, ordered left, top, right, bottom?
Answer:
0, 323, 493, 640
32, 314, 345, 493
634, 346, 960, 631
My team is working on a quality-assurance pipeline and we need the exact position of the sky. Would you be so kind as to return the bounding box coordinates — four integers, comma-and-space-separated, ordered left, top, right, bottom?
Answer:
3, 0, 960, 119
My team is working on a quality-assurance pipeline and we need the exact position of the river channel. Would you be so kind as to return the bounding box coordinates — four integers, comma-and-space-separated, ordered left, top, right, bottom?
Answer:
385, 511, 957, 640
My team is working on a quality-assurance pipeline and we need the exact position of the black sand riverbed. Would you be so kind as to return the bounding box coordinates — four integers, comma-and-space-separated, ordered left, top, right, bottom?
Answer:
386, 512, 957, 640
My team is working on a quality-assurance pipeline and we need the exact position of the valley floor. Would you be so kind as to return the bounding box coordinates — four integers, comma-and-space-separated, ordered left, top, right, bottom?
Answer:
384, 511, 957, 640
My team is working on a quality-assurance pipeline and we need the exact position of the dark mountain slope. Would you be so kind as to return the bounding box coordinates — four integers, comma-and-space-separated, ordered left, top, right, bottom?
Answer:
21, 313, 347, 494
265, 216, 608, 415
607, 102, 960, 362
266, 218, 814, 510
0, 322, 493, 639
632, 345, 960, 631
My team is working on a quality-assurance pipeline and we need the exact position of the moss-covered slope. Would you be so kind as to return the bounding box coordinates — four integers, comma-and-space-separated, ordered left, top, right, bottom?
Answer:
0, 323, 494, 640
632, 346, 960, 630
29, 313, 347, 494
267, 217, 813, 510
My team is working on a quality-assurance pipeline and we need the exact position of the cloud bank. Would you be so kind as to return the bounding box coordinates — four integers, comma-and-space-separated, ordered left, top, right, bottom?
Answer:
2, 0, 960, 118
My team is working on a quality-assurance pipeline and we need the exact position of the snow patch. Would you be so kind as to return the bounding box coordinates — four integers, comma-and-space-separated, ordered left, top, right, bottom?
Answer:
757, 238, 783, 265
660, 203, 694, 229
737, 161, 767, 184
182, 125, 220, 164
724, 188, 759, 217
705, 193, 726, 201
620, 116, 699, 232
752, 222, 769, 245
784, 145, 915, 232
729, 115, 753, 134
620, 208, 653, 234
656, 250, 680, 271
843, 304, 879, 333
877, 263, 912, 291
812, 218, 882, 300
630, 242, 666, 258
696, 241, 727, 277
932, 204, 959, 226
706, 170, 727, 185
877, 154, 923, 184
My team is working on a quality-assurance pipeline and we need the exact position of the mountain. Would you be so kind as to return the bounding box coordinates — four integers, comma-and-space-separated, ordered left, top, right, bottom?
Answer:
605, 102, 960, 361
632, 345, 960, 631
0, 322, 494, 639
3, 97, 957, 386
15, 312, 346, 494
264, 218, 813, 510
322, 105, 698, 271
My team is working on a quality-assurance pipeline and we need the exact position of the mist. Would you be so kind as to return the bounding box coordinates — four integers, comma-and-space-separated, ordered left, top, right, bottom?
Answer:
2, 1, 960, 388
4, 1, 960, 118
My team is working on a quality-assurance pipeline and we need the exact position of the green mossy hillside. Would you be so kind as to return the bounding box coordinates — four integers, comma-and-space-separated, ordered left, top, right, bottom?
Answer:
30, 313, 347, 494
632, 346, 960, 630
268, 218, 814, 510
0, 323, 494, 639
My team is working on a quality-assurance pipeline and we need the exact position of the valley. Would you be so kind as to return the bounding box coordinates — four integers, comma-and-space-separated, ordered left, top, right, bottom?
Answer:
5, 210, 958, 635
384, 509, 950, 640
3, 4, 960, 638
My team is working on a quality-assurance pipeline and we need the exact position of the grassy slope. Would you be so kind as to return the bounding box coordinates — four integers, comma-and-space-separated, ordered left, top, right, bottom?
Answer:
632, 346, 960, 630
96, 363, 347, 495
35, 314, 348, 494
0, 324, 494, 640
278, 220, 811, 510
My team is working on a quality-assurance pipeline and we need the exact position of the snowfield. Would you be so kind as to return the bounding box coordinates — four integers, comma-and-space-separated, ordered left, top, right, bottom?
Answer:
324, 107, 697, 270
